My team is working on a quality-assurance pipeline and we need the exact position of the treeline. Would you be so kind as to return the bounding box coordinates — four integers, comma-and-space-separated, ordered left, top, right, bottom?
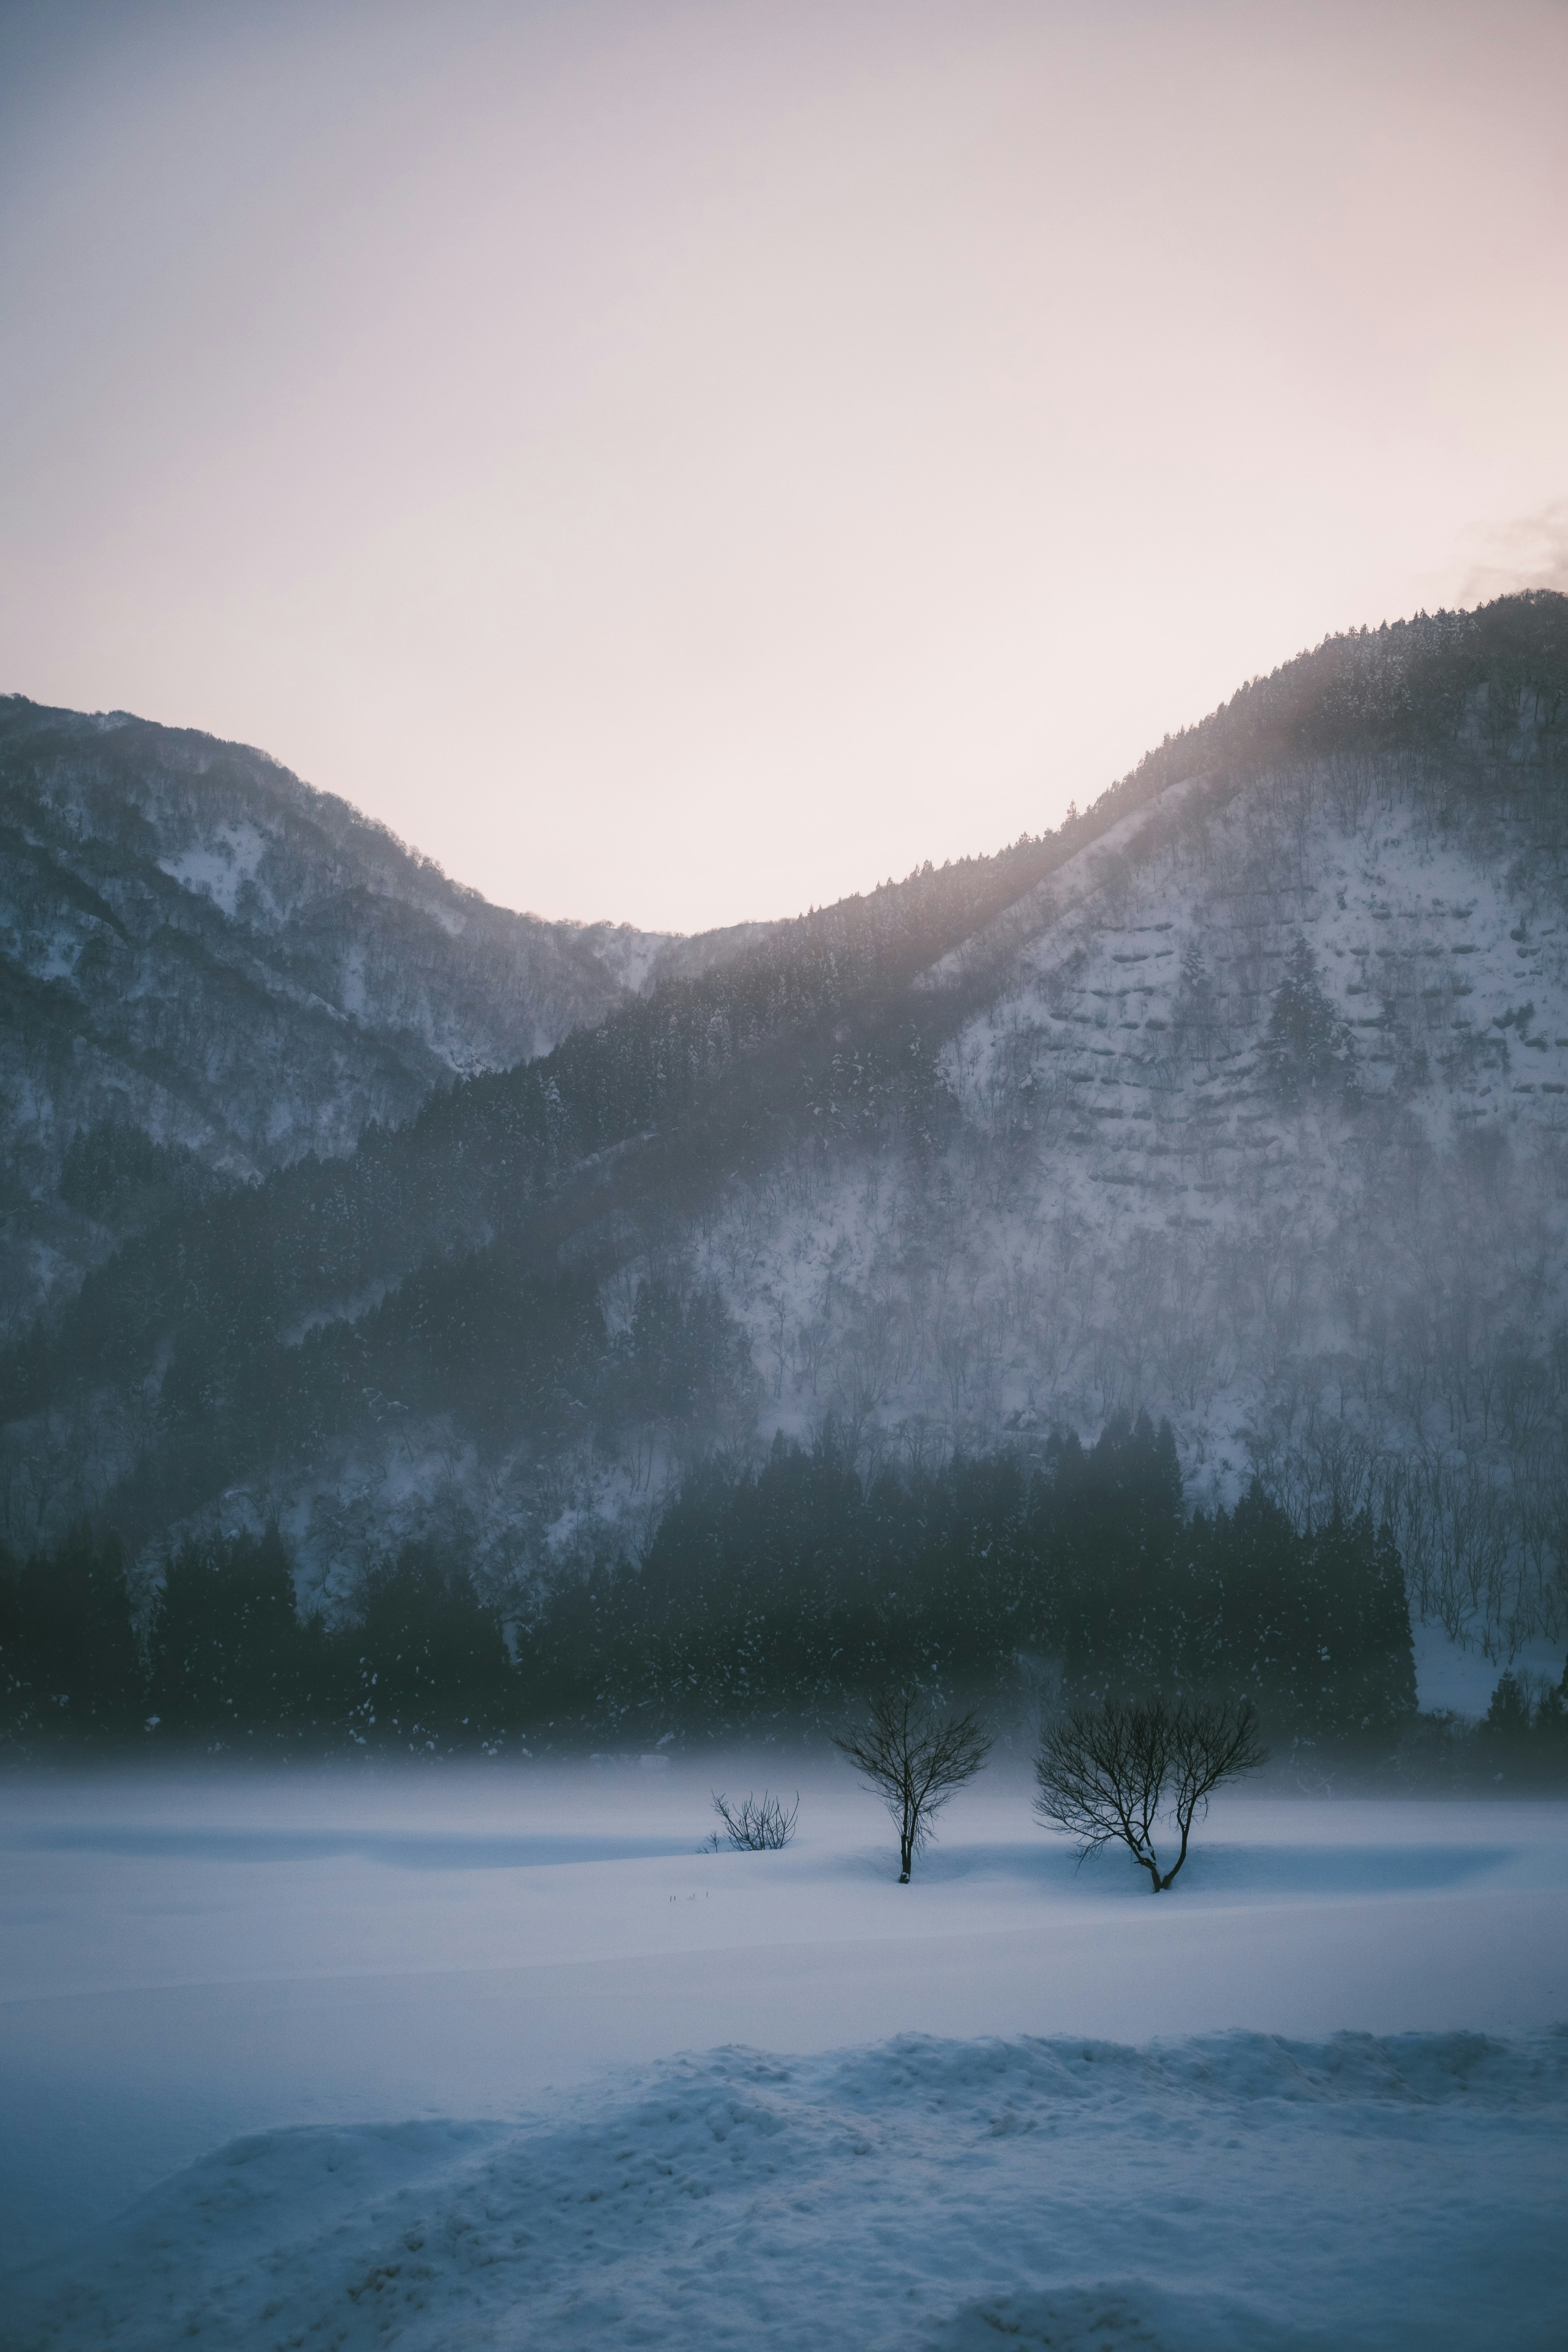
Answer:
1111, 591, 1567, 813
0, 1524, 517, 1751
2, 1415, 1427, 1752
1471, 1667, 1568, 1778
530, 1415, 1416, 1735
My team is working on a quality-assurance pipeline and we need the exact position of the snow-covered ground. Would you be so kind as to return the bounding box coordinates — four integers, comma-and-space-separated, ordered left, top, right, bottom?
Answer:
1409, 1620, 1564, 1716
2, 1760, 1565, 2348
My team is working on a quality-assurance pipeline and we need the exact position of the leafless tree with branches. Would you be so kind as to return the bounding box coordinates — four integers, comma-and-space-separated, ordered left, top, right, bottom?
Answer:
1033, 1696, 1267, 1893
707, 1790, 799, 1851
834, 1688, 992, 1881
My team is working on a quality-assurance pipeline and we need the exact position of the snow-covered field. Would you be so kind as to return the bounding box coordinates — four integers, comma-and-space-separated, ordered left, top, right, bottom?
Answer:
2, 1760, 1565, 2348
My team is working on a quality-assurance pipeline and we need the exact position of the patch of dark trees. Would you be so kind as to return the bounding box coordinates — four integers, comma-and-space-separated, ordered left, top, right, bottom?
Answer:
1401, 1664, 1568, 1788
2, 1412, 1473, 1764
524, 1414, 1416, 1739
0, 1522, 519, 1757
1112, 589, 1567, 810
16, 1259, 761, 1558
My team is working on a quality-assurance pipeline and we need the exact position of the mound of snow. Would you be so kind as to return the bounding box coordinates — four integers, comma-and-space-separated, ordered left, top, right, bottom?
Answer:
7, 2026, 1565, 2350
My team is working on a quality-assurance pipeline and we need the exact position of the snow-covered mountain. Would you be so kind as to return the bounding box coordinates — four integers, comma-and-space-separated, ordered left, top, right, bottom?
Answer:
2, 597, 1564, 1668
693, 693, 1568, 1659
0, 695, 763, 1333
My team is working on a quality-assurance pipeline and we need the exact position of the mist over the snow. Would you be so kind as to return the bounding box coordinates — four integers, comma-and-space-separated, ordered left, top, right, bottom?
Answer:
2, 1755, 1564, 2347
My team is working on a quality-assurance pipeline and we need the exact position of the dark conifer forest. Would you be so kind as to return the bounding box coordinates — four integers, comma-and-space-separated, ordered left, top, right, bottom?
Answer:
1, 1411, 1433, 1752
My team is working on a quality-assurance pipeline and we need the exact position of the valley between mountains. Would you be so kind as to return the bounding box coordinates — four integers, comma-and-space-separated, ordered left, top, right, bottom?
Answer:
2, 591, 1566, 1740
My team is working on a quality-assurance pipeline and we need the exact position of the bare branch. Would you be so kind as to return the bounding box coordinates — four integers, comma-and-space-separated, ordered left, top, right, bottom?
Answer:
709, 1789, 799, 1851
1164, 1699, 1268, 1885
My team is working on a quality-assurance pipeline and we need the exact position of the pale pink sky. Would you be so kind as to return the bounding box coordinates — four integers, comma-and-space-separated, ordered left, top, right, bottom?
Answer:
2, 0, 1565, 933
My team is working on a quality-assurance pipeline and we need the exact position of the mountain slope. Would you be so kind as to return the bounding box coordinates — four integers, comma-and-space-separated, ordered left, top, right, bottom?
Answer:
0, 696, 767, 1333
700, 679, 1568, 1637
2, 596, 1565, 1663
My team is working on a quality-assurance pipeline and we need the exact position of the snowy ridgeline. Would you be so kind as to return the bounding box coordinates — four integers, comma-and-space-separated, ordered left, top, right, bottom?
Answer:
2, 1763, 1566, 2348
8, 2029, 1566, 2352
0, 695, 737, 1339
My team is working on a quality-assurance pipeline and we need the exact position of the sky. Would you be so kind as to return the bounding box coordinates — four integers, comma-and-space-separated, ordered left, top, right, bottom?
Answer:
2, 0, 1565, 935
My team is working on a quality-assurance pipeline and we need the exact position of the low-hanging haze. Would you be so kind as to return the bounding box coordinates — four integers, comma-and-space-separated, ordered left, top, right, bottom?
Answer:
2, 0, 1564, 933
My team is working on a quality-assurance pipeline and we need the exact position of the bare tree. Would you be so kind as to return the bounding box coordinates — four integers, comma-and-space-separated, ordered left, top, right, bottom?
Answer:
1033, 1696, 1267, 1893
834, 1689, 992, 1882
707, 1790, 799, 1851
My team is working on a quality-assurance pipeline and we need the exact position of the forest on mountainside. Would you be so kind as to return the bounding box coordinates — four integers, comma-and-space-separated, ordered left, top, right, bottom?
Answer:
1106, 589, 1567, 814
0, 810, 1086, 1548
2, 1411, 1442, 1756
4, 596, 1565, 1544
2, 594, 1567, 1731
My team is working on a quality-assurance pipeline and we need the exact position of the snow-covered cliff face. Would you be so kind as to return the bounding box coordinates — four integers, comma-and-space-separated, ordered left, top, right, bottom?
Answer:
689, 739, 1568, 1653
0, 697, 756, 1332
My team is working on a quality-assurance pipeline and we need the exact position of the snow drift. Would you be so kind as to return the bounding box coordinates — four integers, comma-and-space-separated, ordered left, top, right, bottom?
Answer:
6, 2025, 1565, 2351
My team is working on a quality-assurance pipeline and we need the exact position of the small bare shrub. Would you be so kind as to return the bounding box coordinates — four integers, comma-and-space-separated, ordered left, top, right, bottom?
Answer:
707, 1790, 799, 1851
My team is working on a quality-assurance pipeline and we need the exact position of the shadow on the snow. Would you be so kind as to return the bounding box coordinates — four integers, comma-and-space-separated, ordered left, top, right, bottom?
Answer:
11, 1826, 697, 1871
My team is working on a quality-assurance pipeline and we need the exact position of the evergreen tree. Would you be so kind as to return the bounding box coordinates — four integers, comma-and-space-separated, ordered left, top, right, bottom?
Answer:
147, 1526, 305, 1733
1049, 1412, 1184, 1680
0, 1525, 141, 1737
1530, 1664, 1568, 1770
1174, 942, 1219, 1062
1186, 1483, 1302, 1700
1361, 1516, 1418, 1726
348, 1544, 516, 1741
1261, 935, 1354, 1107
1479, 1668, 1532, 1763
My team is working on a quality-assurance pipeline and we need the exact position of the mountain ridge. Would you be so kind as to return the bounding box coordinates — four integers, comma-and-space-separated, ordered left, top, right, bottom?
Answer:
2, 594, 1565, 1678
0, 692, 773, 1335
